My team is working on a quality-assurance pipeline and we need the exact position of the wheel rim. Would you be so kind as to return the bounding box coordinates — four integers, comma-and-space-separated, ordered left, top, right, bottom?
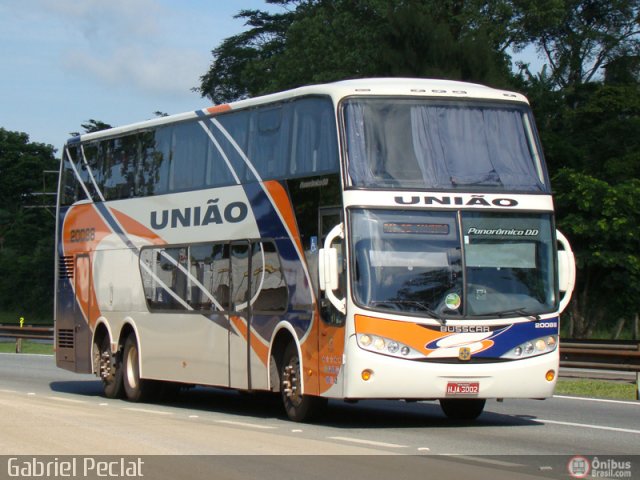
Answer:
126, 344, 139, 390
282, 355, 302, 407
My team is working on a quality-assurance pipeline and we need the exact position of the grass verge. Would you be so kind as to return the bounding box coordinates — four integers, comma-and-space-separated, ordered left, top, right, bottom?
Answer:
555, 379, 637, 401
0, 340, 53, 355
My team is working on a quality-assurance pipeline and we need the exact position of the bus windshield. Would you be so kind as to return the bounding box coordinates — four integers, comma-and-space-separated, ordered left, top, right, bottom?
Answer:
344, 98, 548, 191
350, 209, 556, 319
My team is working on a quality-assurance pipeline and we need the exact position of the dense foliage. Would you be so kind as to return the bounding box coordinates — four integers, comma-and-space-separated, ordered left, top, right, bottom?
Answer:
0, 129, 58, 320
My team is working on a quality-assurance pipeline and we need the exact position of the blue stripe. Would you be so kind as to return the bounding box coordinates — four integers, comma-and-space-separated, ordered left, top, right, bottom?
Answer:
94, 203, 139, 254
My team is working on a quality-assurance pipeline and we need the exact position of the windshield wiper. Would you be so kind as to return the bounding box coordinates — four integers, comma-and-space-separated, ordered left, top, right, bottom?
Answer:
474, 308, 540, 322
371, 300, 447, 325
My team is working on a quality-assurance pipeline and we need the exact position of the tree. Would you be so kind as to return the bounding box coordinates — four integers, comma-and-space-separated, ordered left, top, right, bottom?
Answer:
197, 0, 518, 103
0, 129, 58, 320
515, 0, 640, 90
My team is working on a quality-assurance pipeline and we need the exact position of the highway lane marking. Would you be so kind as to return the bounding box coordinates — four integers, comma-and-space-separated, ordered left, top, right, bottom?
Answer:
123, 407, 173, 416
46, 395, 87, 404
215, 420, 277, 430
453, 455, 524, 468
554, 395, 640, 407
0, 389, 17, 393
328, 436, 408, 448
538, 418, 640, 435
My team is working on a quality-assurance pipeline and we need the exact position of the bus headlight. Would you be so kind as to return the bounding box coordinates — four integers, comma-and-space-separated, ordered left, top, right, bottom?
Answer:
502, 335, 558, 359
356, 333, 422, 359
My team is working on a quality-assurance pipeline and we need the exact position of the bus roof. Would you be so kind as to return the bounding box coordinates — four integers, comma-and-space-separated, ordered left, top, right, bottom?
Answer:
69, 77, 529, 145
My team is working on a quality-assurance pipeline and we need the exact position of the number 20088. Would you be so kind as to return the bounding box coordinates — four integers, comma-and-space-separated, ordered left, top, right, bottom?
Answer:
70, 228, 96, 243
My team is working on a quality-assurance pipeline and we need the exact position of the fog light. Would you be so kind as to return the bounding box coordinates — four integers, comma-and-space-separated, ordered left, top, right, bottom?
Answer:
361, 369, 373, 381
547, 336, 557, 348
513, 346, 523, 357
546, 370, 556, 382
388, 341, 399, 354
400, 346, 410, 356
359, 334, 372, 347
535, 339, 547, 351
374, 338, 385, 350
524, 342, 535, 355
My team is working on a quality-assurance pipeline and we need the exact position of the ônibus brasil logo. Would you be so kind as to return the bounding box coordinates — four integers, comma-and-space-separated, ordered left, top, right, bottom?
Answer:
568, 456, 591, 478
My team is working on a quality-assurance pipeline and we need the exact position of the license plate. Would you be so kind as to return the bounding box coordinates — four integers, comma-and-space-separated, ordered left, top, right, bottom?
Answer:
446, 382, 480, 395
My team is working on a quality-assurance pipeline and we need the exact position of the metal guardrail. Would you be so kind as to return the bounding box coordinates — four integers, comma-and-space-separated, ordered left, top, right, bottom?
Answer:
0, 324, 54, 353
559, 338, 640, 400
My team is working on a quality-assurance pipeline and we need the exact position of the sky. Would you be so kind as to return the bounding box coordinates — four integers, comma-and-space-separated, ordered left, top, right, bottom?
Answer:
0, 1, 544, 156
0, 0, 280, 154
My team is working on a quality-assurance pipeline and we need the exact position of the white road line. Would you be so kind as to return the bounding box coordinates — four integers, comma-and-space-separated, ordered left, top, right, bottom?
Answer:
0, 389, 17, 393
553, 395, 640, 407
46, 396, 87, 404
454, 455, 524, 468
123, 407, 173, 416
215, 420, 277, 430
27, 392, 36, 396
328, 436, 408, 449
538, 418, 640, 435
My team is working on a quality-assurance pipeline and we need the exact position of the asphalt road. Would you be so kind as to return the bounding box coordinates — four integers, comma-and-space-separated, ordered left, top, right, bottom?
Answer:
1, 353, 639, 479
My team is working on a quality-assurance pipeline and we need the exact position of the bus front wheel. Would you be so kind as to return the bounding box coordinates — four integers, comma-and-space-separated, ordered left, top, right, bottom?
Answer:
122, 334, 157, 402
439, 398, 486, 420
94, 335, 123, 399
280, 342, 326, 422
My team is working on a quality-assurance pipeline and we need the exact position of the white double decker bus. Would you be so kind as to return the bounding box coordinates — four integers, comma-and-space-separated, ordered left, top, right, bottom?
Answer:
55, 78, 576, 421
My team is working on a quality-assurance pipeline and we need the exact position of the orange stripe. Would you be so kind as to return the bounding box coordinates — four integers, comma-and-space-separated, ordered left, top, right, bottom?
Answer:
229, 315, 269, 367
206, 104, 232, 115
263, 180, 303, 254
110, 207, 165, 245
355, 314, 452, 355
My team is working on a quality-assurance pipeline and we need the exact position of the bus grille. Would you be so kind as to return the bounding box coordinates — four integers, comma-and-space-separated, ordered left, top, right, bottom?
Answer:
57, 329, 74, 349
58, 256, 74, 279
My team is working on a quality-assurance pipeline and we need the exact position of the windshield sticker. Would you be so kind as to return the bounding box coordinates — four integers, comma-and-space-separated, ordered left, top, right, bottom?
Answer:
445, 293, 461, 310
466, 227, 539, 236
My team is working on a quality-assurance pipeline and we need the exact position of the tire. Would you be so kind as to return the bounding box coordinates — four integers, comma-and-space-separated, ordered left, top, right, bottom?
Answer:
280, 342, 327, 422
122, 334, 157, 402
94, 335, 123, 399
439, 398, 486, 420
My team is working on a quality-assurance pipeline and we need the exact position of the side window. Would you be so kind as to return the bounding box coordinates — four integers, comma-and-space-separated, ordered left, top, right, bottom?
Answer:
214, 110, 250, 182
230, 242, 250, 311
249, 105, 291, 181
140, 243, 231, 313
171, 121, 208, 192
249, 241, 288, 313
61, 146, 86, 205
102, 135, 138, 200
291, 97, 339, 177
140, 246, 189, 311
152, 127, 173, 195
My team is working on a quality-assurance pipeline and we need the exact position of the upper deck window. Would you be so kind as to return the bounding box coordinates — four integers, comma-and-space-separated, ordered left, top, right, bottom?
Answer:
344, 98, 548, 192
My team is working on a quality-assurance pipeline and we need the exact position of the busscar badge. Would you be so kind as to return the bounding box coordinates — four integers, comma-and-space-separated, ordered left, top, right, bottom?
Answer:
458, 347, 471, 361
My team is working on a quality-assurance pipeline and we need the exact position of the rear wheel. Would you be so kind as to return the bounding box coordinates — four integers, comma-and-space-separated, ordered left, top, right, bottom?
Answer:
94, 335, 123, 399
280, 342, 326, 422
439, 398, 486, 420
122, 334, 157, 402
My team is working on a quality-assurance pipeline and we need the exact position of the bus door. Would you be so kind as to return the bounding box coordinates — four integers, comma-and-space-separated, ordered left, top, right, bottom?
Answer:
317, 208, 346, 394
229, 241, 253, 390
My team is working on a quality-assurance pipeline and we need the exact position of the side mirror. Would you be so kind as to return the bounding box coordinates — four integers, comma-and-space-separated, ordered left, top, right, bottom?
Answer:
318, 223, 346, 314
556, 230, 576, 314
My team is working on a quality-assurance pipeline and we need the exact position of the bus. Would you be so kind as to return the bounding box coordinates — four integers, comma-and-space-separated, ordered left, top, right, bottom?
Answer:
55, 78, 576, 421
